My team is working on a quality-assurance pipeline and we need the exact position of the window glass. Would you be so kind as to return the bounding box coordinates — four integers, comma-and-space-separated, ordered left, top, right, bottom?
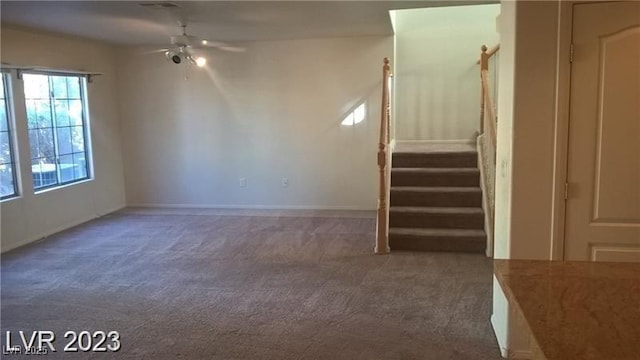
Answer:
0, 74, 18, 199
23, 73, 91, 190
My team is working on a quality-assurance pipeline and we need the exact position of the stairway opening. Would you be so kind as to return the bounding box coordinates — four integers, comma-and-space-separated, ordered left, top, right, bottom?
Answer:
389, 143, 486, 253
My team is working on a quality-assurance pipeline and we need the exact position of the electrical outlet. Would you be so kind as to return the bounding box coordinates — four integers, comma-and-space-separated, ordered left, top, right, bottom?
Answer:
239, 178, 247, 188
281, 177, 289, 188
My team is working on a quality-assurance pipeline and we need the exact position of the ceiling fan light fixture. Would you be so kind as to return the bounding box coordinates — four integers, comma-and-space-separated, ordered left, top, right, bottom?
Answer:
185, 55, 206, 67
195, 57, 207, 67
154, 23, 240, 68
165, 50, 182, 64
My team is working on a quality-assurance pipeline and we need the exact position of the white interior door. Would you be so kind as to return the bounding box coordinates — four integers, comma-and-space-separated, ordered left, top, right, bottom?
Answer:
565, 1, 640, 262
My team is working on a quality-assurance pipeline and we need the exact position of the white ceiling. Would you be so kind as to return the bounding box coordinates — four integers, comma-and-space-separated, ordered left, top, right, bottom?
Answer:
0, 1, 495, 46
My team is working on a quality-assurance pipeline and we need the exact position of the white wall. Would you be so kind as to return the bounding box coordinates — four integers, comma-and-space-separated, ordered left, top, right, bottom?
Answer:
0, 27, 127, 252
117, 36, 392, 210
393, 4, 500, 141
492, 0, 562, 357
505, 1, 559, 261
491, 2, 516, 354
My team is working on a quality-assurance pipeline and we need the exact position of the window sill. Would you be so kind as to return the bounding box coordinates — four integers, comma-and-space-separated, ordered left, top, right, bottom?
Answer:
34, 178, 94, 196
0, 194, 21, 203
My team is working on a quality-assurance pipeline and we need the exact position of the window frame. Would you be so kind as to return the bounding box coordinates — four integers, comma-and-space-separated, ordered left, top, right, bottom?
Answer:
21, 71, 93, 192
0, 72, 19, 201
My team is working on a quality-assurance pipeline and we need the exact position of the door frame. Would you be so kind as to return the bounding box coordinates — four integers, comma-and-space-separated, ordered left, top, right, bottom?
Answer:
550, 0, 574, 261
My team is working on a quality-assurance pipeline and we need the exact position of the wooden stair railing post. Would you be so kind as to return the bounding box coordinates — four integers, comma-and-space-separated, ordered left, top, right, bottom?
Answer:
477, 43, 499, 257
387, 74, 393, 143
481, 71, 498, 161
479, 45, 488, 134
375, 57, 391, 255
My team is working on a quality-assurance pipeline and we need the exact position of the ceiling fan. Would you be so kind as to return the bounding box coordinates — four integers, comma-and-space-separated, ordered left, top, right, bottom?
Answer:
155, 23, 245, 67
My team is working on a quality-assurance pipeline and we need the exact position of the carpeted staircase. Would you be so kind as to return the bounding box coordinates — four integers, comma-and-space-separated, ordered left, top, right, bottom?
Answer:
389, 149, 486, 253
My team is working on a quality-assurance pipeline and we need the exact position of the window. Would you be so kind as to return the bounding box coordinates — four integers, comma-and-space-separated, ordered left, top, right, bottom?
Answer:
23, 73, 90, 190
0, 73, 18, 199
341, 103, 366, 126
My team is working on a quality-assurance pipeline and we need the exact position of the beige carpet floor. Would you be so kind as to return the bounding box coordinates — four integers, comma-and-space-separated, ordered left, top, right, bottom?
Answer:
1, 211, 502, 359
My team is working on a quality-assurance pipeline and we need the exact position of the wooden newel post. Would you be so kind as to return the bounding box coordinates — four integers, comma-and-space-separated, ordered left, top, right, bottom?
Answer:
479, 45, 488, 134
375, 57, 391, 255
480, 45, 489, 71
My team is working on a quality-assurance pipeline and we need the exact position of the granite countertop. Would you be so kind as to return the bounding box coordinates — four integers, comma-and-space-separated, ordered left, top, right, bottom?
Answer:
494, 260, 640, 360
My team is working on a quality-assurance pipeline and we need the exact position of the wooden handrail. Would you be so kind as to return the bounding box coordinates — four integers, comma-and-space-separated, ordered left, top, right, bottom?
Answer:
375, 57, 391, 255
481, 69, 497, 151
479, 44, 499, 146
476, 44, 500, 64
478, 44, 499, 258
479, 46, 487, 132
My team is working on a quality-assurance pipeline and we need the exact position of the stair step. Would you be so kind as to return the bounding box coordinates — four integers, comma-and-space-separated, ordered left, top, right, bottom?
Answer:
389, 206, 484, 229
389, 228, 486, 253
393, 151, 477, 168
390, 186, 481, 207
391, 168, 479, 187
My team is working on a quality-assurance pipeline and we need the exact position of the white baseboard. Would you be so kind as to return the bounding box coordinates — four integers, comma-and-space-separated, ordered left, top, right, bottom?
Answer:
124, 203, 376, 219
1, 204, 126, 254
126, 203, 375, 212
395, 139, 476, 145
93, 203, 127, 219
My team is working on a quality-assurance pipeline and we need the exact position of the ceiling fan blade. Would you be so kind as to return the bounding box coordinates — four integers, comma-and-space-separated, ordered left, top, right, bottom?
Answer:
217, 45, 246, 53
199, 40, 224, 47
200, 40, 246, 52
141, 48, 171, 55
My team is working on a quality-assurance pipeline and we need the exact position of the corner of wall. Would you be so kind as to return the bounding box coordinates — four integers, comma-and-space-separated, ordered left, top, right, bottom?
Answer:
0, 27, 127, 252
